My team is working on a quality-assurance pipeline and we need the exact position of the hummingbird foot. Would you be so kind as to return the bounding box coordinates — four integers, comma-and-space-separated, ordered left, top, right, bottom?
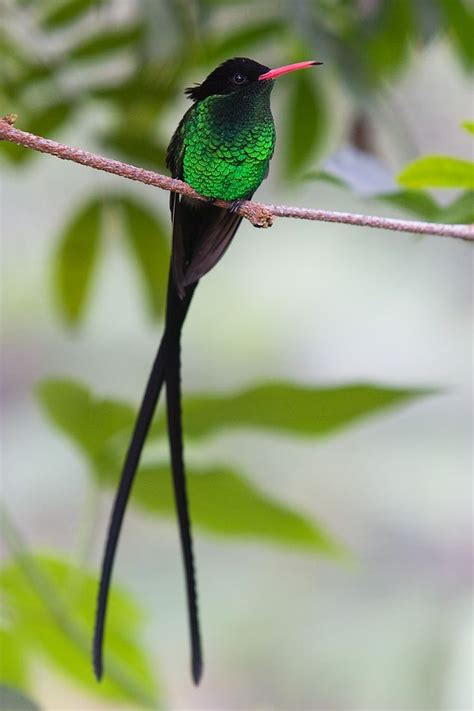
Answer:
234, 201, 274, 228
229, 199, 245, 214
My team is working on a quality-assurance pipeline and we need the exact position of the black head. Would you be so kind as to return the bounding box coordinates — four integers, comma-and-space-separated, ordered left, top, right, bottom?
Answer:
185, 57, 271, 102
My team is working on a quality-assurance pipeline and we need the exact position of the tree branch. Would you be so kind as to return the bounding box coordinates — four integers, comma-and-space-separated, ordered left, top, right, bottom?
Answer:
1, 115, 472, 241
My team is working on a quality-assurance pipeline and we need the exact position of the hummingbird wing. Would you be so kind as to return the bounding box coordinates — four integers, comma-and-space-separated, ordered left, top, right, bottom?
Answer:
167, 113, 245, 295
170, 193, 243, 296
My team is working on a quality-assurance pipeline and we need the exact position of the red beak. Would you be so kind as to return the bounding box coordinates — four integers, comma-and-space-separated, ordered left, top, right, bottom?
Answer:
258, 60, 322, 81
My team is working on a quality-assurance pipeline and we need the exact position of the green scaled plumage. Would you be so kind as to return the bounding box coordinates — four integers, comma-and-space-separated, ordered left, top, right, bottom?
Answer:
175, 80, 275, 201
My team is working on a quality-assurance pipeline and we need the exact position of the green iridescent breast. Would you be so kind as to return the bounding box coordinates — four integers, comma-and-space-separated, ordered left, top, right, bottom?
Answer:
180, 87, 276, 201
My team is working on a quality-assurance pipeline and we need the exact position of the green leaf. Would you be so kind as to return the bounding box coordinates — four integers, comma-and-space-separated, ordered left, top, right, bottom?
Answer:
304, 170, 349, 188
92, 59, 180, 105
41, 0, 98, 28
203, 20, 284, 64
0, 39, 53, 98
37, 379, 429, 465
304, 172, 473, 223
96, 462, 343, 557
70, 24, 144, 60
165, 383, 429, 440
398, 156, 474, 189
119, 197, 169, 319
0, 628, 29, 688
380, 189, 474, 224
0, 103, 71, 164
284, 70, 327, 176
36, 378, 342, 555
304, 173, 441, 220
304, 170, 438, 217
101, 130, 167, 172
366, 0, 414, 82
376, 189, 440, 220
22, 102, 72, 136
410, 0, 442, 44
0, 686, 40, 711
462, 120, 474, 136
36, 379, 134, 466
38, 379, 427, 453
439, 0, 474, 70
436, 191, 474, 223
0, 554, 159, 708
36, 379, 427, 555
53, 198, 103, 326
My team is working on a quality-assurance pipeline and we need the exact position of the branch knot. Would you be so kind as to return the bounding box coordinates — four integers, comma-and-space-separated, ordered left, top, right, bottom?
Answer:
238, 201, 274, 228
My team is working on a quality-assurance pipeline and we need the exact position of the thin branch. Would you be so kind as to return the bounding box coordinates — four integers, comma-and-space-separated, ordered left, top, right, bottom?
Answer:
1, 115, 473, 242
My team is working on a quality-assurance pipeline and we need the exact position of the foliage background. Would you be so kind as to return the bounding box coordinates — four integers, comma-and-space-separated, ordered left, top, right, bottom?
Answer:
1, 0, 473, 709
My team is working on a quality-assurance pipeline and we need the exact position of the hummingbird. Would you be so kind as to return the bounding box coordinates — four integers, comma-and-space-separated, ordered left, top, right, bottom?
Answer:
93, 57, 320, 686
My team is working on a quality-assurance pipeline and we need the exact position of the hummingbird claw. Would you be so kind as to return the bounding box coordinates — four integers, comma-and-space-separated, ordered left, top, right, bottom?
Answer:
229, 199, 245, 214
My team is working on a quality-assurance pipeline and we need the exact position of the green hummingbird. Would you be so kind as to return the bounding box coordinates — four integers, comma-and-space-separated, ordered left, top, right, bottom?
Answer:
93, 57, 320, 686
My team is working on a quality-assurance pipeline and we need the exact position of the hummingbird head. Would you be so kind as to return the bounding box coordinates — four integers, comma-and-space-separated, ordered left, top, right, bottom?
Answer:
185, 57, 321, 102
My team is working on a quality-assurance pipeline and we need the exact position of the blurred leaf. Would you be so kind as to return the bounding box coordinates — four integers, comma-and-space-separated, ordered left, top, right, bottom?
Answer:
36, 379, 342, 555
36, 379, 134, 466
0, 686, 40, 711
305, 170, 473, 223
18, 62, 55, 87
203, 20, 284, 64
0, 554, 159, 707
36, 377, 427, 558
19, 101, 71, 136
92, 59, 180, 105
53, 198, 103, 326
366, 0, 414, 82
119, 197, 169, 318
161, 383, 429, 440
319, 144, 396, 195
38, 379, 428, 455
40, 0, 98, 28
439, 0, 474, 70
398, 156, 474, 189
101, 130, 167, 172
378, 189, 474, 223
95, 462, 344, 557
436, 191, 474, 223
0, 628, 29, 689
376, 189, 440, 220
36, 378, 427, 557
0, 33, 32, 86
70, 24, 144, 60
462, 120, 474, 135
304, 170, 349, 188
413, 0, 443, 44
284, 70, 327, 176
170, 0, 200, 47
0, 30, 53, 95
0, 102, 71, 164
312, 24, 370, 99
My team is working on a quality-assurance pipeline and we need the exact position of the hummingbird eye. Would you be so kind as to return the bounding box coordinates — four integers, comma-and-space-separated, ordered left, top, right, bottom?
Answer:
233, 72, 247, 85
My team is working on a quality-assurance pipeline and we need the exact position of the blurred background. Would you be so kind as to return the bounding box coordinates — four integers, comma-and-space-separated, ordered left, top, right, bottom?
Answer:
1, 1, 473, 709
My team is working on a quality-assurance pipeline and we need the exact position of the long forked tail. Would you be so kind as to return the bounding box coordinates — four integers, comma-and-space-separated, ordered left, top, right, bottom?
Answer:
93, 275, 197, 682
165, 291, 202, 684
